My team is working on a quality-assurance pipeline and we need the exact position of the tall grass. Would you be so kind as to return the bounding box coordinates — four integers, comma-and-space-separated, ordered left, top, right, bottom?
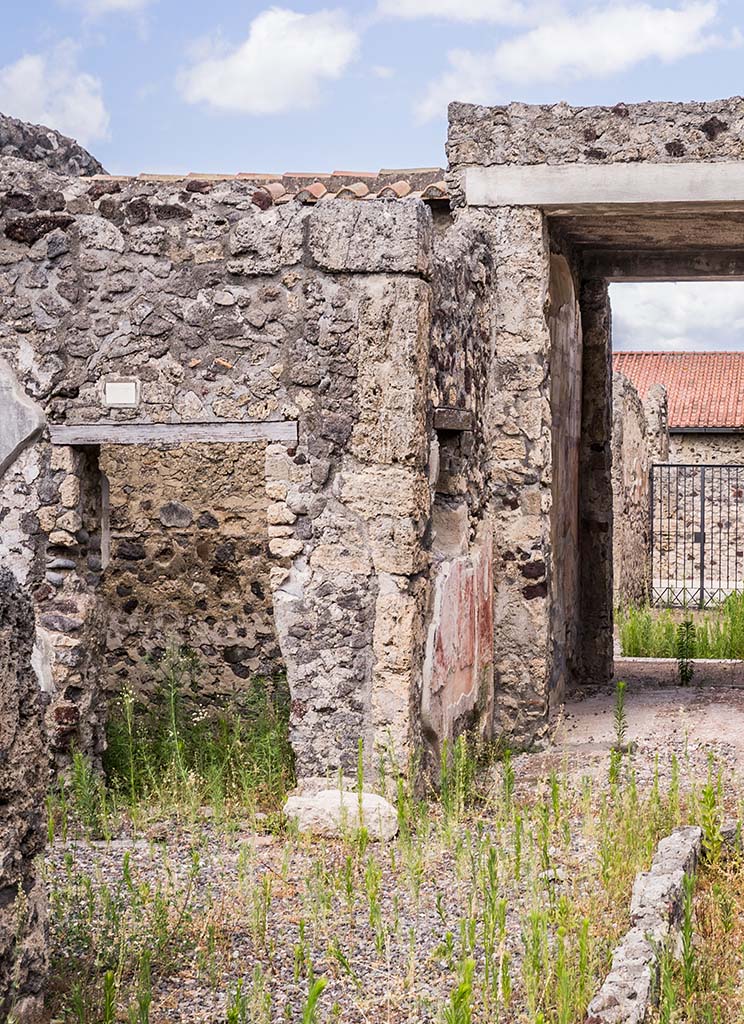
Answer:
617, 606, 678, 658
618, 591, 744, 660
103, 647, 295, 814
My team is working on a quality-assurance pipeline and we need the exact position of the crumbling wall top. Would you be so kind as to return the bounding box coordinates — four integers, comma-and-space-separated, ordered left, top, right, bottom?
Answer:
447, 97, 744, 168
0, 111, 104, 177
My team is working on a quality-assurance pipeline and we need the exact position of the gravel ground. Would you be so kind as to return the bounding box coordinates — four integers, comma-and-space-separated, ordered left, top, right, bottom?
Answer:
44, 685, 744, 1024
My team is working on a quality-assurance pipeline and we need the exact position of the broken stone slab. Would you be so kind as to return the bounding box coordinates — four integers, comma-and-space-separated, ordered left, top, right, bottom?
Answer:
283, 788, 398, 841
586, 825, 702, 1024
0, 358, 45, 477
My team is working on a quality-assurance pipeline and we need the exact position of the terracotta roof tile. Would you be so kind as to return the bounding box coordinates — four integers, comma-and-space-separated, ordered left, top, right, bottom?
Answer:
614, 352, 744, 430
336, 181, 370, 199
379, 180, 412, 198
88, 168, 449, 205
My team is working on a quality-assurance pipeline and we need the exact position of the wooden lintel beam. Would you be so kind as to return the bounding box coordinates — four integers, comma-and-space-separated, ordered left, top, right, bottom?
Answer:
582, 249, 744, 282
49, 420, 298, 446
433, 407, 474, 432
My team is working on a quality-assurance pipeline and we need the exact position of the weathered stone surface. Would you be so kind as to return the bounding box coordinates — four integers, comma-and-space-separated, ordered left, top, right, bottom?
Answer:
229, 205, 306, 273
447, 98, 744, 171
283, 789, 398, 840
0, 359, 45, 477
612, 374, 668, 606
158, 500, 194, 528
0, 568, 48, 1023
671, 432, 744, 463
421, 520, 493, 752
101, 444, 281, 700
308, 200, 432, 275
4, 211, 74, 244
0, 111, 104, 176
586, 826, 702, 1024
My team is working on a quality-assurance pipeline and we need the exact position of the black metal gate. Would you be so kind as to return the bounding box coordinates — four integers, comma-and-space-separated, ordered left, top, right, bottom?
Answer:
651, 463, 744, 607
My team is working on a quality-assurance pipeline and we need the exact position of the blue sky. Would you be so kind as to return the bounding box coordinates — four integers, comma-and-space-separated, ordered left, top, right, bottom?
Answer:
3, 0, 744, 349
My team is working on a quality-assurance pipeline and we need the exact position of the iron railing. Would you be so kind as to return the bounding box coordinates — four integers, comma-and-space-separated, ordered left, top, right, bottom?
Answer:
650, 463, 744, 608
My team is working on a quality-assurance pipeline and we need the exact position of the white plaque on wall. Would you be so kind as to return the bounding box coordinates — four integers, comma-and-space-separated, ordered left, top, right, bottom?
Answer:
103, 380, 140, 408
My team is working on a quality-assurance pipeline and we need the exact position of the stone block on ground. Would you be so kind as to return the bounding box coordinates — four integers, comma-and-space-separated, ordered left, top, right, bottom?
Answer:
283, 787, 398, 841
586, 825, 702, 1024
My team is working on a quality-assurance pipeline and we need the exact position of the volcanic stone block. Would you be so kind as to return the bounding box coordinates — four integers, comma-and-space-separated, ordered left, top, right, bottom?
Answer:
307, 200, 432, 275
0, 568, 48, 1023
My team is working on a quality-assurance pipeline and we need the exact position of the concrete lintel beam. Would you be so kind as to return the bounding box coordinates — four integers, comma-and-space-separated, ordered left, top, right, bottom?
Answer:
464, 162, 744, 211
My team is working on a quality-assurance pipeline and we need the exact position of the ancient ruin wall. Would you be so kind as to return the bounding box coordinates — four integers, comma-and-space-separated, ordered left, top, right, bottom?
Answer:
100, 442, 281, 700
447, 96, 744, 702
0, 112, 104, 176
547, 254, 583, 707
612, 374, 669, 607
446, 205, 553, 740
0, 155, 438, 776
670, 432, 744, 463
447, 98, 744, 168
0, 569, 47, 1024
422, 216, 496, 755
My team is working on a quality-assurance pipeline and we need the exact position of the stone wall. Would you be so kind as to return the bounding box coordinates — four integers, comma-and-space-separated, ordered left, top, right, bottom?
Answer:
612, 374, 669, 606
452, 205, 554, 740
547, 253, 582, 708
447, 98, 744, 169
0, 112, 104, 177
422, 216, 496, 755
0, 568, 47, 1024
0, 150, 502, 776
447, 96, 744, 697
100, 442, 280, 700
6, 94, 742, 776
670, 432, 744, 463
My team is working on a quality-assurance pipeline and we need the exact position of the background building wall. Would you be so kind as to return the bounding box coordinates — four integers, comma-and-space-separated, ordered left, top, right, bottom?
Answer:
612, 374, 669, 606
670, 432, 744, 462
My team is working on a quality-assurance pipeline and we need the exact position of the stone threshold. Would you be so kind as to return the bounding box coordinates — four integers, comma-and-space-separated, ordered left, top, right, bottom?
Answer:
614, 656, 744, 688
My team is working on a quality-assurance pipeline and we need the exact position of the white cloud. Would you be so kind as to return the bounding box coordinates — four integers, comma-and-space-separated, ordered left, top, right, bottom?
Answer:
179, 7, 359, 115
612, 282, 744, 351
0, 43, 109, 145
372, 64, 395, 78
376, 0, 535, 23
418, 2, 727, 120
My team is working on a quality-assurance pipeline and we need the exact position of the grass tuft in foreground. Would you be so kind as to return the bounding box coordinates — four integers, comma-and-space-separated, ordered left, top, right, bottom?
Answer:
47, 646, 295, 842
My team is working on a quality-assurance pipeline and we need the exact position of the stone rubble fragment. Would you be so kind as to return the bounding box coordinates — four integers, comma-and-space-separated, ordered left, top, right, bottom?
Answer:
283, 789, 399, 841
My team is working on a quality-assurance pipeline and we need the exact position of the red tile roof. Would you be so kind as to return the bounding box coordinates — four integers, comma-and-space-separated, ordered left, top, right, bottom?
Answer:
614, 352, 744, 430
87, 168, 449, 206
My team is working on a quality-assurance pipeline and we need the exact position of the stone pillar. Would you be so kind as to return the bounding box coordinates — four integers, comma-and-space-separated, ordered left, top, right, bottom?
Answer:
475, 207, 554, 742
35, 444, 106, 764
267, 204, 434, 778
578, 278, 614, 686
0, 568, 47, 1024
548, 255, 582, 709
